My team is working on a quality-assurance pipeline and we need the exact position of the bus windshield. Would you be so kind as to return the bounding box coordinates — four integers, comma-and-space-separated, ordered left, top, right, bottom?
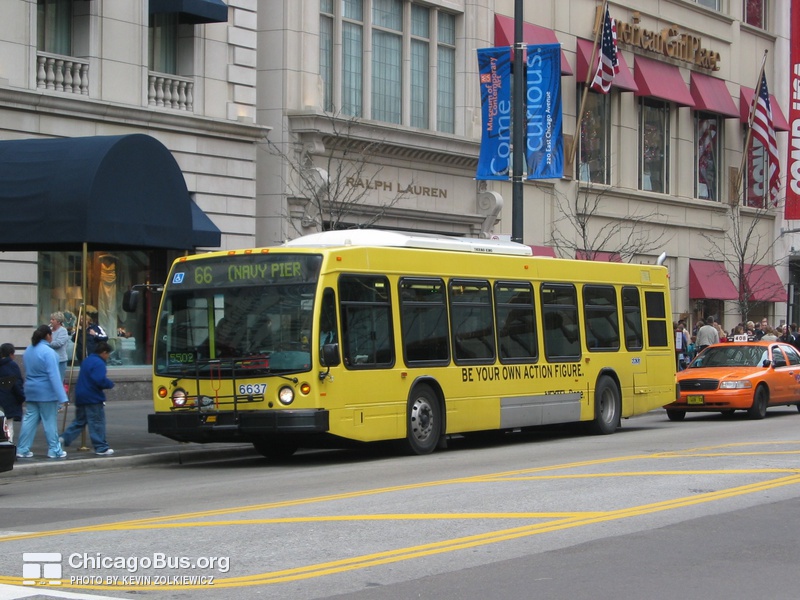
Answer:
154, 253, 322, 377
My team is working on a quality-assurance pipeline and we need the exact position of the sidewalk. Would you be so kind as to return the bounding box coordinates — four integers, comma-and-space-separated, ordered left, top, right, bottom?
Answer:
6, 398, 255, 477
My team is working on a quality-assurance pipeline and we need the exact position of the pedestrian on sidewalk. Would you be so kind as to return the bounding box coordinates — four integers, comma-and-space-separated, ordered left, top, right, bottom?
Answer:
49, 312, 69, 382
60, 341, 115, 456
0, 343, 25, 443
16, 325, 69, 459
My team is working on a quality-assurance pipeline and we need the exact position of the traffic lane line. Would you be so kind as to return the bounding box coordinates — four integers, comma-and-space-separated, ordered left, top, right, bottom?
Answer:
1, 442, 799, 590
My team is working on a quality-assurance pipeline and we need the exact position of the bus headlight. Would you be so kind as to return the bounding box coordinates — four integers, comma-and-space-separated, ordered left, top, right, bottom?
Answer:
172, 388, 188, 407
278, 386, 294, 405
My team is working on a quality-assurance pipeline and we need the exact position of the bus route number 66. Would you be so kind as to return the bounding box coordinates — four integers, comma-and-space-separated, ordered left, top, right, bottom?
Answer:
239, 383, 267, 396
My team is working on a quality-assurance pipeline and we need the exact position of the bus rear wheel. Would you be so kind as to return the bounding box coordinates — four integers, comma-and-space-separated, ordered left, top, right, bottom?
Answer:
589, 376, 620, 435
253, 440, 298, 460
404, 385, 441, 455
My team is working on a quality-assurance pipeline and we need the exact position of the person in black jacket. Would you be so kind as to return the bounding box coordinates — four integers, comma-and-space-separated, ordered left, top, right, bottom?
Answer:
0, 342, 25, 443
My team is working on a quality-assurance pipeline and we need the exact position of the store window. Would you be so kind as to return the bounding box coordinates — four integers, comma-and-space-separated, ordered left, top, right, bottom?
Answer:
37, 0, 73, 55
38, 250, 173, 367
578, 88, 611, 185
373, 0, 403, 124
149, 12, 178, 74
437, 12, 456, 133
695, 112, 721, 201
320, 1, 334, 112
744, 0, 766, 28
696, 0, 720, 10
320, 0, 457, 133
639, 98, 669, 194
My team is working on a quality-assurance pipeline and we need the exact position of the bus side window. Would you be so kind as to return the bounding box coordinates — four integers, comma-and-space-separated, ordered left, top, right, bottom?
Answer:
583, 285, 620, 351
495, 281, 537, 362
449, 279, 495, 364
621, 286, 643, 350
541, 284, 580, 360
400, 278, 450, 365
644, 291, 668, 347
339, 275, 394, 368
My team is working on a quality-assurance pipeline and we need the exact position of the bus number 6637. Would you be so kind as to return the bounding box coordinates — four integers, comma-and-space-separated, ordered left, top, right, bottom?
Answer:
238, 383, 267, 396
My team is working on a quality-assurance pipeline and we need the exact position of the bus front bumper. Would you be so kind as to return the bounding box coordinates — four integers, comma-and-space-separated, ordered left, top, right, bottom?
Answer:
147, 409, 329, 444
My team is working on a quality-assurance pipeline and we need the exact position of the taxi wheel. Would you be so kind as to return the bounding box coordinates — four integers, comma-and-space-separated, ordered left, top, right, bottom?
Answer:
589, 376, 620, 434
666, 409, 686, 421
746, 386, 768, 420
404, 385, 441, 455
796, 403, 800, 413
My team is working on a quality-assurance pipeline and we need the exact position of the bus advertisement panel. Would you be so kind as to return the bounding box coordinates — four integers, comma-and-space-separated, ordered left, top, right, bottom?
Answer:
145, 230, 676, 459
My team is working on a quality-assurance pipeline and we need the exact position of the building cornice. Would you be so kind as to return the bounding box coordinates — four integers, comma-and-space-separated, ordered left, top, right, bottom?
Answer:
287, 111, 479, 170
0, 87, 269, 142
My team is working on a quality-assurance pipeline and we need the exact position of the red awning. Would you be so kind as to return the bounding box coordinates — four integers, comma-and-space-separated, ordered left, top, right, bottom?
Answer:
743, 264, 785, 302
529, 245, 557, 257
739, 86, 790, 132
494, 14, 573, 76
688, 260, 738, 300
575, 250, 622, 262
690, 72, 738, 118
634, 55, 694, 107
575, 38, 637, 92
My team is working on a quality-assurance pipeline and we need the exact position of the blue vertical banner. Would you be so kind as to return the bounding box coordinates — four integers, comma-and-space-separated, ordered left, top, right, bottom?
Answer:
476, 47, 512, 180
525, 44, 563, 180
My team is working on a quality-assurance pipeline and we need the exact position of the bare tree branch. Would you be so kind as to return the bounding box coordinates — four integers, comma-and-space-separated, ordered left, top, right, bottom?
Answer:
548, 184, 671, 262
701, 199, 784, 323
263, 111, 412, 236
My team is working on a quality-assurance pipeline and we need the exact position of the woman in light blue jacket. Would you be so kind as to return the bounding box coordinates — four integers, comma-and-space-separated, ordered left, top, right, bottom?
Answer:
16, 324, 69, 459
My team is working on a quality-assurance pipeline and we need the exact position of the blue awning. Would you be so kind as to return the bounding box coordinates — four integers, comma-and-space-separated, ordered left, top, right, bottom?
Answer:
0, 134, 220, 251
149, 0, 228, 25
191, 199, 222, 248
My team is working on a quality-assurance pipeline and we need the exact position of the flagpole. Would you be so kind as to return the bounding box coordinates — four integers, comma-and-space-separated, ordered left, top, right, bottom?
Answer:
511, 0, 525, 243
735, 49, 768, 199
569, 0, 608, 167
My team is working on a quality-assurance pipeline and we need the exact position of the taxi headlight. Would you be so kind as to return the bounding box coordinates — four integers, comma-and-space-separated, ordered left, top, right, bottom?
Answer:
719, 381, 753, 389
278, 386, 294, 405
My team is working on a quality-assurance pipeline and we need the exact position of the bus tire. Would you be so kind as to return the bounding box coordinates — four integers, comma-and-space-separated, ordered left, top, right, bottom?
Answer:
404, 385, 441, 455
589, 376, 620, 435
666, 409, 686, 421
253, 440, 298, 460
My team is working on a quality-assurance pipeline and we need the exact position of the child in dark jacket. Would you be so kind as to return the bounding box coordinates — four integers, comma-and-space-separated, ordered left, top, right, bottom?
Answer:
59, 341, 115, 456
0, 343, 25, 443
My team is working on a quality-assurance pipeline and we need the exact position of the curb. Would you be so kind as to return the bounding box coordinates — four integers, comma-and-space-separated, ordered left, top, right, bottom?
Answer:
3, 445, 257, 479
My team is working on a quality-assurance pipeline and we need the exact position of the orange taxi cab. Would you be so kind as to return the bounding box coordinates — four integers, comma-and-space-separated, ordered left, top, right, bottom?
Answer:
666, 340, 800, 421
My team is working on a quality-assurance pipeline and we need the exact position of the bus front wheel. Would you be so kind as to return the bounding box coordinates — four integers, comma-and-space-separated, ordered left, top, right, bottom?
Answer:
589, 376, 620, 435
404, 385, 441, 455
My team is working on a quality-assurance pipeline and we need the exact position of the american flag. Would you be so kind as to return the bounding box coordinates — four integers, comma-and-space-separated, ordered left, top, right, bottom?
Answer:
590, 6, 618, 93
750, 72, 780, 205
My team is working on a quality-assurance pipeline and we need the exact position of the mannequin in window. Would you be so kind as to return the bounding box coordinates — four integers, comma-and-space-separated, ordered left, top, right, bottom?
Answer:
97, 254, 118, 347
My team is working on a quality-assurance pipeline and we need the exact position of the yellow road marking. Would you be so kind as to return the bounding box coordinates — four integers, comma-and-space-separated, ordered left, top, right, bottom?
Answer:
2, 442, 800, 590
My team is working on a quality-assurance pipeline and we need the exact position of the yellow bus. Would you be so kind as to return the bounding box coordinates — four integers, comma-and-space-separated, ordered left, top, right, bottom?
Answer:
145, 230, 676, 458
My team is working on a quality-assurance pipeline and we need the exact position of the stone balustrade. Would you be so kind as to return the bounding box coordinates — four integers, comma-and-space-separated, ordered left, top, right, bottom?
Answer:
148, 72, 194, 111
36, 53, 89, 95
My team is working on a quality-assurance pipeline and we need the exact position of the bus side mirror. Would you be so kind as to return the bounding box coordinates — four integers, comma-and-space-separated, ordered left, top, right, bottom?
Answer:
322, 343, 341, 367
319, 343, 341, 381
122, 289, 139, 312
